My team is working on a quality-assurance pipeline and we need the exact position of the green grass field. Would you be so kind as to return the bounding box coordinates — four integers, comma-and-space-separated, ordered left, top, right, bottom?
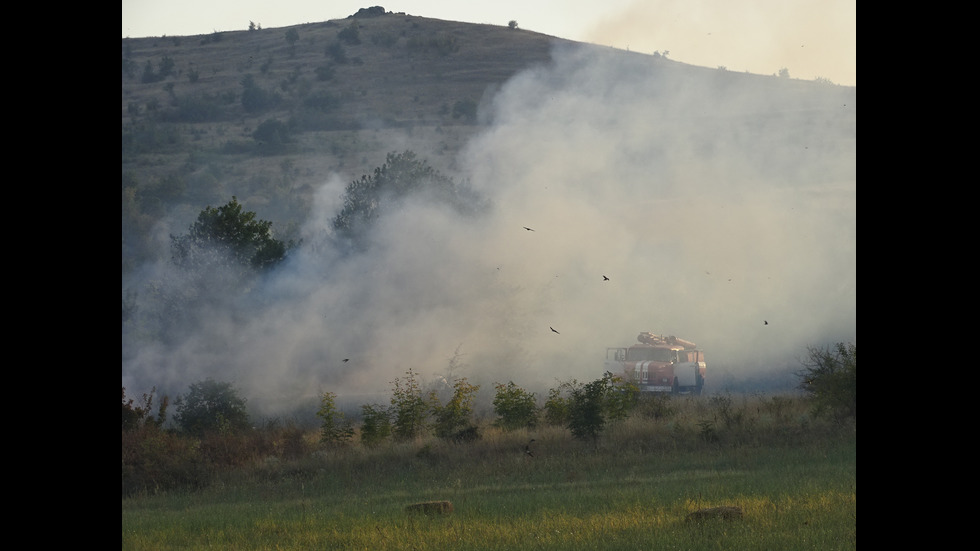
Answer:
122, 394, 855, 550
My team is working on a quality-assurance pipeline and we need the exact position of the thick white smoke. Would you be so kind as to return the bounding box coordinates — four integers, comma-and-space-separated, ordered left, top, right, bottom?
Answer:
122, 43, 855, 417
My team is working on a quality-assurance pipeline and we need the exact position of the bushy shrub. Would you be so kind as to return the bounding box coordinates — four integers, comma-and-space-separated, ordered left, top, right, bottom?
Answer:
338, 22, 361, 45
492, 381, 538, 430
567, 377, 608, 443
317, 391, 354, 444
431, 377, 480, 439
390, 369, 431, 440
252, 118, 292, 146
560, 372, 638, 444
122, 386, 169, 431
325, 41, 348, 64
240, 74, 281, 113
359, 404, 392, 445
174, 378, 252, 437
122, 425, 209, 496
543, 385, 570, 426
797, 342, 856, 421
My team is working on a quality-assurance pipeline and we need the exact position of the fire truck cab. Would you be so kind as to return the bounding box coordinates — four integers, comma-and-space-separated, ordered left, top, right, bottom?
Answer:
605, 332, 706, 394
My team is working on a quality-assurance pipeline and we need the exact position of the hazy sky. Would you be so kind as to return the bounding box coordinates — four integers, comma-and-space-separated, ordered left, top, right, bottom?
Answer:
121, 0, 855, 86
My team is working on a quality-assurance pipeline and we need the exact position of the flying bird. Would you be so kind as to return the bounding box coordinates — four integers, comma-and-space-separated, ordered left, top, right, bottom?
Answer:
523, 226, 535, 232
764, 321, 768, 325
343, 358, 350, 362
525, 439, 536, 458
550, 326, 560, 334
603, 275, 610, 281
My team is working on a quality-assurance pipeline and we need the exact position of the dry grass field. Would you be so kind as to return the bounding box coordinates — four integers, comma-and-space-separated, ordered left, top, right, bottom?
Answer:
122, 393, 856, 550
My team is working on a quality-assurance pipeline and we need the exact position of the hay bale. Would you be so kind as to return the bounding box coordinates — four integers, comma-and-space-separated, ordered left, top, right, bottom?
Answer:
405, 501, 454, 515
685, 506, 743, 522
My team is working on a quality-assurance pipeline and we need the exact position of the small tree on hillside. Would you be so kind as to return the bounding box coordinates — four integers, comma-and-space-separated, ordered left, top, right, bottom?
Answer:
171, 196, 292, 271
252, 118, 293, 149
332, 151, 485, 250
240, 74, 281, 113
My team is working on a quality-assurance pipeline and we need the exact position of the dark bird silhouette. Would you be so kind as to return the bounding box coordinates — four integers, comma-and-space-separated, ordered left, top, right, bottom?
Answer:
764, 321, 768, 325
343, 358, 350, 362
525, 439, 536, 458
550, 327, 560, 334
523, 226, 535, 232
603, 275, 610, 281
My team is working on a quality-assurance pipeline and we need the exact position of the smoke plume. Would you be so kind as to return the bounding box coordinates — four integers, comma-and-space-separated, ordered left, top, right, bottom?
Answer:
122, 43, 856, 417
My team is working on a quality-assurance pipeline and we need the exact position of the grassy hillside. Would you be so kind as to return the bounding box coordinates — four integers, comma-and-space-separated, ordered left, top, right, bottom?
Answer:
122, 12, 581, 266
123, 9, 847, 272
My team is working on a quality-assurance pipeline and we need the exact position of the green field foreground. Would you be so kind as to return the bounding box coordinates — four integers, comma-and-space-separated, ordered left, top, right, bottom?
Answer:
122, 395, 856, 550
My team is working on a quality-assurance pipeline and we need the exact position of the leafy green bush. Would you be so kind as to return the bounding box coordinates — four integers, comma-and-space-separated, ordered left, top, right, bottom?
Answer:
431, 377, 480, 439
359, 403, 392, 445
543, 386, 570, 426
122, 425, 209, 496
567, 377, 608, 444
122, 386, 169, 431
174, 378, 252, 437
797, 342, 856, 421
389, 369, 431, 440
492, 381, 538, 430
564, 372, 637, 444
316, 391, 354, 444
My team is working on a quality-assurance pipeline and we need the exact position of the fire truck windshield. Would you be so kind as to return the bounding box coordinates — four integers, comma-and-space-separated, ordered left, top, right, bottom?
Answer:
626, 348, 674, 362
